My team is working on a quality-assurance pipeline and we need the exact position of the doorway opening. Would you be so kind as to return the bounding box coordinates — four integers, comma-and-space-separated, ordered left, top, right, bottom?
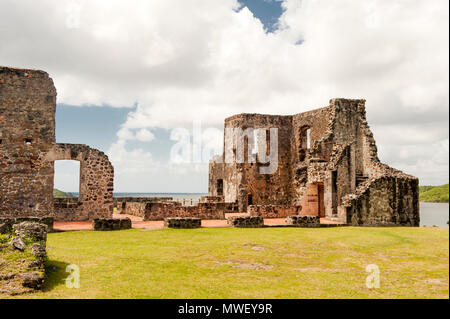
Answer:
217, 179, 223, 196
54, 160, 80, 199
247, 194, 253, 206
317, 182, 325, 218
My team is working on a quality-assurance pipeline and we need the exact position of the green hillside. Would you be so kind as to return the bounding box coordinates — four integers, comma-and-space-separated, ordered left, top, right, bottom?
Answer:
53, 189, 73, 198
419, 184, 449, 203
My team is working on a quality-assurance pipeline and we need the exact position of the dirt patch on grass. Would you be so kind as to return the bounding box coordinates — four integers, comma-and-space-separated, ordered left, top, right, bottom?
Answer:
293, 267, 346, 272
251, 246, 266, 251
216, 261, 274, 270
284, 253, 313, 258
241, 243, 268, 251
415, 278, 448, 285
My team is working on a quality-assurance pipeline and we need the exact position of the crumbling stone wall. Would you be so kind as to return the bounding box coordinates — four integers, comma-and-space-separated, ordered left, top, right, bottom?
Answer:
285, 215, 320, 227
53, 197, 80, 220
0, 221, 48, 295
93, 218, 132, 231
121, 202, 147, 218
164, 217, 201, 229
0, 66, 115, 222
47, 143, 114, 221
144, 202, 225, 220
344, 175, 419, 226
0, 217, 54, 233
227, 216, 264, 228
199, 195, 224, 203
248, 205, 302, 218
209, 114, 293, 212
209, 98, 419, 226
116, 197, 173, 216
0, 67, 56, 218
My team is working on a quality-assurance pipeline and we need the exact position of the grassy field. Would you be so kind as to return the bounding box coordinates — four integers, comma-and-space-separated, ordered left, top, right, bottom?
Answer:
419, 184, 449, 203
53, 189, 72, 198
8, 227, 449, 299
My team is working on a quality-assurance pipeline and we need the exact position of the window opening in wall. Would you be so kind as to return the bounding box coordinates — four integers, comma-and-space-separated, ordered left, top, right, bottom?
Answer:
54, 160, 80, 199
306, 128, 311, 149
331, 170, 338, 215
217, 179, 223, 196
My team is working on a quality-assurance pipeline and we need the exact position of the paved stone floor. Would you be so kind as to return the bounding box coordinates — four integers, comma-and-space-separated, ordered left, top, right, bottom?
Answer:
53, 213, 342, 231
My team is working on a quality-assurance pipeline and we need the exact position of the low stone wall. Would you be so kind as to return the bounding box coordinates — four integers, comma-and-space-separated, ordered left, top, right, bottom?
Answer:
248, 205, 302, 218
115, 197, 174, 217
114, 196, 173, 211
0, 217, 54, 233
93, 218, 132, 231
227, 216, 264, 228
54, 197, 82, 221
0, 221, 47, 295
121, 202, 147, 218
144, 202, 225, 220
286, 215, 320, 227
199, 196, 224, 203
224, 202, 239, 213
164, 217, 201, 229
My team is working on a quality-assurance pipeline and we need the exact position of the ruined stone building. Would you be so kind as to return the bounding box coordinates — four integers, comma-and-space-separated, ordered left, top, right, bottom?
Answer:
0, 66, 114, 221
0, 65, 419, 226
209, 98, 420, 226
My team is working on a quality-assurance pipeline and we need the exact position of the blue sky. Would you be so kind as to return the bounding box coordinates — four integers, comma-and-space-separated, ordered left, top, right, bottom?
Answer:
2, 0, 447, 192
237, 0, 283, 32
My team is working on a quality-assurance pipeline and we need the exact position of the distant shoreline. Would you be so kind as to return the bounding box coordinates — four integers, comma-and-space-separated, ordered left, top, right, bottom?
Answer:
419, 184, 449, 203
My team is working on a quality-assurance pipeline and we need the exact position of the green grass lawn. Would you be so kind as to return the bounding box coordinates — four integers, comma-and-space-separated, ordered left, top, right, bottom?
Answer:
9, 227, 449, 299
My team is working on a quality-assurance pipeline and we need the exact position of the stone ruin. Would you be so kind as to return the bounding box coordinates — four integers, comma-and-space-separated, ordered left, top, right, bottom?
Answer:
0, 66, 419, 227
0, 66, 114, 221
164, 217, 201, 229
209, 98, 420, 226
93, 218, 132, 231
0, 220, 48, 295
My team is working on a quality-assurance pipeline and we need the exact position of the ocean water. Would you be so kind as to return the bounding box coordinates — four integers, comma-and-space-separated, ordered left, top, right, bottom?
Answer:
419, 202, 449, 228
113, 192, 207, 201
70, 192, 449, 227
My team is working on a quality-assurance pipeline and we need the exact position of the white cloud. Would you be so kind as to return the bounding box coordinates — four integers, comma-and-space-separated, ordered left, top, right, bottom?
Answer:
0, 0, 448, 189
135, 129, 155, 142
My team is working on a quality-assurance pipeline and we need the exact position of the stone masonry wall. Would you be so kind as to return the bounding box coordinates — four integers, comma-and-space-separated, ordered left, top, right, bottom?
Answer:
248, 205, 302, 218
47, 143, 114, 221
345, 175, 419, 226
144, 202, 225, 220
1, 66, 114, 222
0, 66, 56, 218
209, 98, 419, 226
121, 202, 147, 218
0, 221, 48, 295
217, 114, 294, 211
117, 197, 173, 216
93, 218, 132, 231
164, 217, 201, 229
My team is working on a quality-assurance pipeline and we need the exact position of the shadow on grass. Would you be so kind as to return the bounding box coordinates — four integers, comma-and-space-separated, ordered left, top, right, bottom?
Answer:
42, 259, 71, 292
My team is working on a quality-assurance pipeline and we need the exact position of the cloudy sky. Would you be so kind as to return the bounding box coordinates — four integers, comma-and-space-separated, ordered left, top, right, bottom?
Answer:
0, 0, 448, 193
